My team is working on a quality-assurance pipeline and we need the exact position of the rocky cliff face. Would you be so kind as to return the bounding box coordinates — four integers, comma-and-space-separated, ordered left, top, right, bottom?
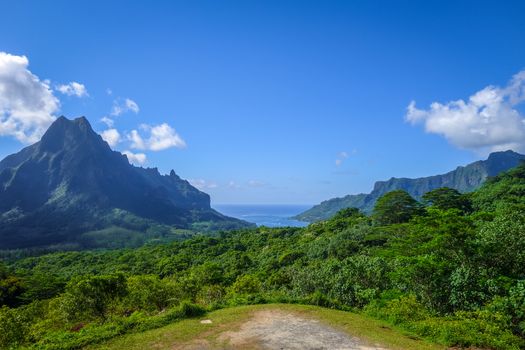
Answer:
295, 150, 525, 222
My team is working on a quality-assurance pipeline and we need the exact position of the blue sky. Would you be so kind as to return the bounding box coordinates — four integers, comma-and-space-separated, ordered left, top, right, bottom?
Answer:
0, 0, 524, 204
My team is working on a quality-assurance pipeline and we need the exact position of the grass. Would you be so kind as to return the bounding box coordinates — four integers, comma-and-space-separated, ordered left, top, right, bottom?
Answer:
87, 304, 445, 350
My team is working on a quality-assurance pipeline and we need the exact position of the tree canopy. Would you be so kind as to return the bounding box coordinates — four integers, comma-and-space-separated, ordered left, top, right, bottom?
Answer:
372, 190, 423, 225
422, 187, 472, 213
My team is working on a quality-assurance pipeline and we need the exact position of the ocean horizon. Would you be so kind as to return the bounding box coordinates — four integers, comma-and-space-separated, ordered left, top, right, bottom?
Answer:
213, 204, 312, 228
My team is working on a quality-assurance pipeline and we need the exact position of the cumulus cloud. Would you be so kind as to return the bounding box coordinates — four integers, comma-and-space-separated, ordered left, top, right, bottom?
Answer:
56, 81, 88, 97
100, 128, 120, 147
0, 52, 59, 143
111, 98, 139, 116
128, 123, 186, 151
189, 179, 218, 190
122, 150, 146, 165
406, 70, 525, 153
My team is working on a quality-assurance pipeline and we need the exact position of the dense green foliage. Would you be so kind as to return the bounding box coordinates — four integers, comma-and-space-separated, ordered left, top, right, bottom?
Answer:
422, 187, 472, 213
372, 190, 423, 224
2, 164, 525, 349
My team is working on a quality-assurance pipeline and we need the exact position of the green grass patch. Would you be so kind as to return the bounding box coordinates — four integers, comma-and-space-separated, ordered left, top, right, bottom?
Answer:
87, 304, 445, 350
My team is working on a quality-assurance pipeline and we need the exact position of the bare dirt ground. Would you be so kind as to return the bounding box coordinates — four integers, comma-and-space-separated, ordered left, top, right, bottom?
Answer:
175, 309, 389, 350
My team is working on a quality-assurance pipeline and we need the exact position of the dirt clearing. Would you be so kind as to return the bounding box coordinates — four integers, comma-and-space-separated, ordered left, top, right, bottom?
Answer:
178, 309, 388, 349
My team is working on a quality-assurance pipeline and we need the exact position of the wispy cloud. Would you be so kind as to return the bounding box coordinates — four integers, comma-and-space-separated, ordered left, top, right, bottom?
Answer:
111, 98, 139, 116
228, 180, 242, 189
247, 180, 266, 188
189, 179, 218, 190
335, 149, 356, 166
406, 70, 525, 153
100, 116, 114, 127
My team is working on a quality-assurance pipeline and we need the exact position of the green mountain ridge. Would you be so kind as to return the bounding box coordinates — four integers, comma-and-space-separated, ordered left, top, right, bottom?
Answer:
0, 116, 252, 250
295, 150, 525, 222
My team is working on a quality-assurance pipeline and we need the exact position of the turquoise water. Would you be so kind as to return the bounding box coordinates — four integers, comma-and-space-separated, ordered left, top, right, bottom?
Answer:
213, 204, 312, 228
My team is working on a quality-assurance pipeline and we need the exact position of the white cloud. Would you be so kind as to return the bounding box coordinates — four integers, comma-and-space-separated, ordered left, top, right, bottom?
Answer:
100, 128, 120, 147
0, 52, 59, 143
128, 123, 186, 151
106, 88, 112, 95
128, 129, 146, 149
111, 98, 139, 116
406, 70, 525, 153
146, 123, 186, 150
122, 150, 146, 165
100, 116, 114, 127
125, 99, 139, 113
335, 159, 343, 166
189, 179, 218, 190
56, 81, 88, 97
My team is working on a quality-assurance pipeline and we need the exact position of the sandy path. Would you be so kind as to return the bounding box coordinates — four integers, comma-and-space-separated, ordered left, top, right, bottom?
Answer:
177, 309, 388, 349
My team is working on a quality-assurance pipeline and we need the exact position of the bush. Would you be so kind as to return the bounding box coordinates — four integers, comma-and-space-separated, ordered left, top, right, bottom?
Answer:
231, 275, 262, 295
196, 284, 225, 308
365, 294, 522, 350
365, 295, 429, 325
124, 275, 179, 313
29, 302, 206, 349
305, 291, 341, 309
0, 305, 30, 349
178, 301, 206, 318
61, 274, 127, 322
411, 311, 523, 350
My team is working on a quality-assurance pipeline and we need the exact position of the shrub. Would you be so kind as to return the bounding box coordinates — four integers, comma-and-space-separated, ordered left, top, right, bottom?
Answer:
61, 274, 127, 322
411, 311, 523, 350
365, 295, 429, 325
231, 275, 262, 295
124, 275, 179, 313
0, 306, 30, 349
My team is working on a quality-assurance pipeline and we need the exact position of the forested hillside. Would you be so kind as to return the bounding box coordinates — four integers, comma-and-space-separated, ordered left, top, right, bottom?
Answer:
1, 164, 525, 349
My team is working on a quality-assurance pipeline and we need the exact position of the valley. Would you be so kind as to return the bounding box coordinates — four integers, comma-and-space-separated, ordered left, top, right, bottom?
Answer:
2, 163, 525, 349
1, 2, 524, 349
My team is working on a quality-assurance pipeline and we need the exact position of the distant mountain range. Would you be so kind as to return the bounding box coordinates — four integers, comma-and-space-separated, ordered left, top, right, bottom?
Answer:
295, 150, 525, 222
0, 116, 251, 249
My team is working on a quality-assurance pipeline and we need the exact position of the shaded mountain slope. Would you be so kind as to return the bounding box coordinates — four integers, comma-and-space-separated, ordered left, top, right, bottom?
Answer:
0, 117, 250, 249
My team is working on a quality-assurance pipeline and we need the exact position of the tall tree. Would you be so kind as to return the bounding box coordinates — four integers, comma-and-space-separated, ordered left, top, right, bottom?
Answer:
372, 190, 422, 225
422, 187, 472, 213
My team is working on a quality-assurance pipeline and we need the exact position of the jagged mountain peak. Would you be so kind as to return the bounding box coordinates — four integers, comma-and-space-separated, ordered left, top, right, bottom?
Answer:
0, 116, 251, 249
38, 116, 108, 153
